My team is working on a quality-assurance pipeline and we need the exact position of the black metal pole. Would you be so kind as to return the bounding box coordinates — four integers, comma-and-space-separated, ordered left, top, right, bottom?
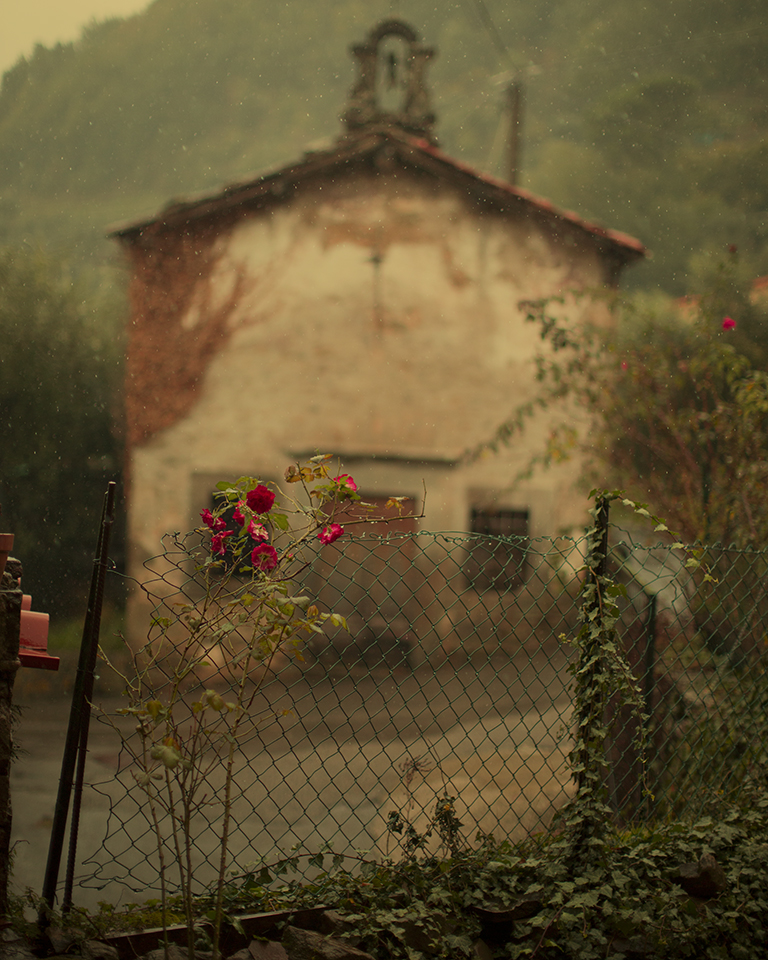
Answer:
62, 481, 116, 913
38, 482, 116, 927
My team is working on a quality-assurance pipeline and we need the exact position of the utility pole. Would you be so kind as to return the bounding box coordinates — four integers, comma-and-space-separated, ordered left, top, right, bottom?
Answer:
506, 79, 524, 186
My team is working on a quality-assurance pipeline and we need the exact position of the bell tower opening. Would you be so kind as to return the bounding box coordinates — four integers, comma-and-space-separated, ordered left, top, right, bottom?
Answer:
376, 32, 410, 114
342, 19, 438, 144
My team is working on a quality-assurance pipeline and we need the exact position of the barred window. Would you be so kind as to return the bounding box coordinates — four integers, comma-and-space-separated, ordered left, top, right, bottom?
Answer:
467, 508, 529, 590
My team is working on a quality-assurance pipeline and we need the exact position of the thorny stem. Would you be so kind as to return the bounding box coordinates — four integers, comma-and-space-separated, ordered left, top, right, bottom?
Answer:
164, 769, 194, 960
141, 738, 171, 960
183, 790, 195, 959
211, 612, 290, 959
103, 468, 403, 960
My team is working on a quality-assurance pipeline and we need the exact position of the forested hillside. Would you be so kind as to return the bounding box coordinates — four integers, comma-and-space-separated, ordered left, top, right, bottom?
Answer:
1, 0, 767, 293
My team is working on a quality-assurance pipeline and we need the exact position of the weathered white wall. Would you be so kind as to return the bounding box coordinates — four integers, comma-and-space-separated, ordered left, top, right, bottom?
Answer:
126, 168, 609, 609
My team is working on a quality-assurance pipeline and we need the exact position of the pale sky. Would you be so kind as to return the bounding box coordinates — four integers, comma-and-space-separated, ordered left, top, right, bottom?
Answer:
1, 0, 154, 77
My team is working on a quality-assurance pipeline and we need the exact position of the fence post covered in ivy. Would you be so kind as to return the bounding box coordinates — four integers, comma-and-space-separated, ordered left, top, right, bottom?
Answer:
567, 494, 616, 865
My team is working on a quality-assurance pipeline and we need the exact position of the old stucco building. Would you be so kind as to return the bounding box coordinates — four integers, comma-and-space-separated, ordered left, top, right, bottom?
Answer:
112, 20, 644, 623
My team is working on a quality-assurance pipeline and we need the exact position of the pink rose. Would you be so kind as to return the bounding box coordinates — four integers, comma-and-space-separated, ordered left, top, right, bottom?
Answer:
246, 484, 276, 514
232, 502, 246, 526
334, 474, 358, 493
251, 543, 279, 571
722, 317, 736, 330
248, 520, 269, 541
211, 530, 234, 556
200, 508, 215, 528
318, 523, 344, 545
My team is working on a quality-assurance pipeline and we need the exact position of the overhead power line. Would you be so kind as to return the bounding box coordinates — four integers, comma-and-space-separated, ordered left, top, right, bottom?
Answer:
464, 0, 513, 67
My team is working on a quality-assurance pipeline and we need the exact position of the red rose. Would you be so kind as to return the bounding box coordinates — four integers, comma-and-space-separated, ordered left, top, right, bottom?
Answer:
318, 523, 344, 545
211, 530, 234, 556
202, 509, 227, 532
251, 543, 278, 571
246, 484, 276, 514
248, 520, 269, 541
334, 474, 358, 493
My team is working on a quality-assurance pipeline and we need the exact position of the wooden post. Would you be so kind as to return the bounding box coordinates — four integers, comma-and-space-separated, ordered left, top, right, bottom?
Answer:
506, 80, 524, 186
0, 561, 22, 919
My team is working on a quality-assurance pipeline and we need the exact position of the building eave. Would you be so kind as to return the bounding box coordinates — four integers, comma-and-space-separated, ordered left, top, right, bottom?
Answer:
108, 128, 646, 265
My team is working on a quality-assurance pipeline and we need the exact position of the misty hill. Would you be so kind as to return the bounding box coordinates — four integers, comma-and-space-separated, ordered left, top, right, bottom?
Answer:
1, 0, 766, 293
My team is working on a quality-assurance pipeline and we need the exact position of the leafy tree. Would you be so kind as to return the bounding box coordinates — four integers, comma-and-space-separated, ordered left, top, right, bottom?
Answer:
0, 246, 123, 612
524, 0, 768, 292
477, 252, 768, 546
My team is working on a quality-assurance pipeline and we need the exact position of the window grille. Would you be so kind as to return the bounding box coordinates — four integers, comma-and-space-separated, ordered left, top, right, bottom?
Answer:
467, 508, 529, 590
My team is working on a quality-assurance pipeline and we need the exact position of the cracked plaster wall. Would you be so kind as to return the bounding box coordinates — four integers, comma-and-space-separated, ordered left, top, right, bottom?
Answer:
123, 168, 611, 614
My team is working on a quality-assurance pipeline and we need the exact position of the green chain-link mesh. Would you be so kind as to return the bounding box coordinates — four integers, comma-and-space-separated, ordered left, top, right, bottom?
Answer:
79, 529, 768, 898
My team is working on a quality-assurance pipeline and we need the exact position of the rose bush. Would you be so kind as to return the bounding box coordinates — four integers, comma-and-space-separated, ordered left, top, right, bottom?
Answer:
200, 460, 365, 568
102, 455, 402, 960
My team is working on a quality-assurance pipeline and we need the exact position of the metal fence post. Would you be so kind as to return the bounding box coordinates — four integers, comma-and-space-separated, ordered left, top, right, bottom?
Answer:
642, 591, 658, 818
643, 593, 658, 722
574, 495, 610, 796
38, 483, 116, 926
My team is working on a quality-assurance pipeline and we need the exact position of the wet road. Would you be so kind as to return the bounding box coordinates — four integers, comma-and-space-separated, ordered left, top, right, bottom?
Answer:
10, 648, 575, 913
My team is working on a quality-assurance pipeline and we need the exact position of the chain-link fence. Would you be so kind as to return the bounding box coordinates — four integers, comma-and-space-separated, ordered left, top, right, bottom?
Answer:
79, 527, 768, 899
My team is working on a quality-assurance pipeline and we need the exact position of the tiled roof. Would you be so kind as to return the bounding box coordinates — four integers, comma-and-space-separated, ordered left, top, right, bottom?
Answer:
110, 127, 646, 264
